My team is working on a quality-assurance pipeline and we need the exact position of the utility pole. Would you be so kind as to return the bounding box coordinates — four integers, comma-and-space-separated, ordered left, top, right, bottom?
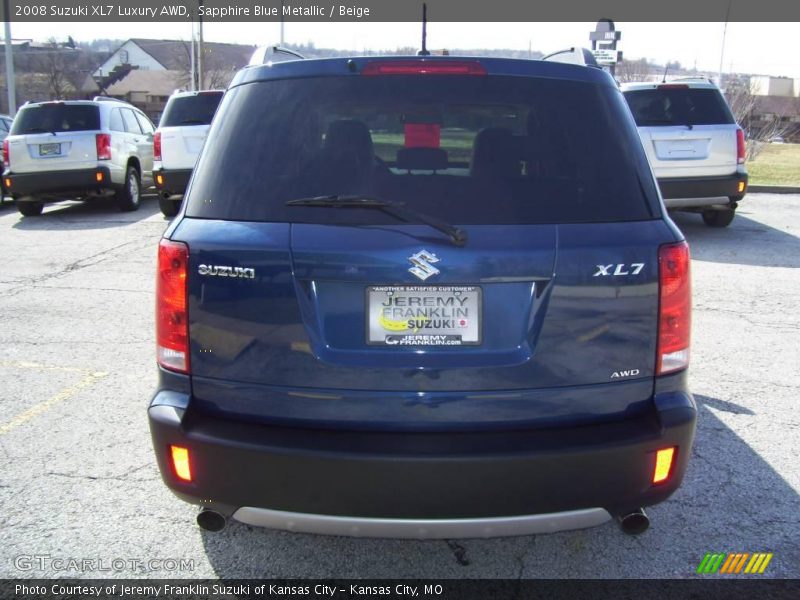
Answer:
718, 0, 732, 88
3, 0, 16, 114
197, 0, 204, 89
189, 19, 196, 91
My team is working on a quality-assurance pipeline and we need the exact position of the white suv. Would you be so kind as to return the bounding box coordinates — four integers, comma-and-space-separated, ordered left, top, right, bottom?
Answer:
2, 97, 155, 216
153, 90, 223, 217
622, 79, 747, 227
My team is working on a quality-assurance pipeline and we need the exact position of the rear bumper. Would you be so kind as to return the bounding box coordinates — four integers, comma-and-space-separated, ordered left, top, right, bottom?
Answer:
658, 172, 748, 203
149, 378, 697, 537
153, 168, 191, 195
5, 167, 115, 199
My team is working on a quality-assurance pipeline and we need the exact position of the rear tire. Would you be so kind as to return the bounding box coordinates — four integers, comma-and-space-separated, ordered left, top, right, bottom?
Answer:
116, 166, 141, 212
702, 207, 735, 228
17, 201, 44, 217
158, 195, 181, 217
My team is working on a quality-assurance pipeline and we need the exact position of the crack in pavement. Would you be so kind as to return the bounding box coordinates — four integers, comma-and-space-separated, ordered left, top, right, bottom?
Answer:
0, 235, 156, 299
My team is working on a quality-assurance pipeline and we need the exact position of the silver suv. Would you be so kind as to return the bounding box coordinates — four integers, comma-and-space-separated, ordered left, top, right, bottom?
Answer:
622, 79, 747, 227
2, 97, 155, 216
153, 90, 223, 217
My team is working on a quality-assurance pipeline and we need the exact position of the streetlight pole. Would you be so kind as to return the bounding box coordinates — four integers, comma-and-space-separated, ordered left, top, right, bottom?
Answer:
3, 0, 16, 114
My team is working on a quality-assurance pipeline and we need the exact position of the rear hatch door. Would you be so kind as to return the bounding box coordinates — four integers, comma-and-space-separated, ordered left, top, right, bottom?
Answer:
156, 92, 222, 170
7, 103, 100, 173
624, 85, 739, 178
176, 66, 674, 430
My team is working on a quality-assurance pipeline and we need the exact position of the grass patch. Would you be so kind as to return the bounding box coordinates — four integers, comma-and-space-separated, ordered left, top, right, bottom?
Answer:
747, 143, 800, 187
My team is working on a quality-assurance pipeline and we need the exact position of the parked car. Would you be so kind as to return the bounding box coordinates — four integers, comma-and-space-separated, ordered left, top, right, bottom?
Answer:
621, 79, 747, 227
0, 113, 14, 201
150, 52, 696, 538
2, 97, 155, 216
153, 90, 224, 217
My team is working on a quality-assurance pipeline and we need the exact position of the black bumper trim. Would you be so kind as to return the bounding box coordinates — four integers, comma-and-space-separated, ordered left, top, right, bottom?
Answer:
149, 390, 696, 520
153, 168, 191, 195
6, 167, 114, 198
658, 172, 748, 200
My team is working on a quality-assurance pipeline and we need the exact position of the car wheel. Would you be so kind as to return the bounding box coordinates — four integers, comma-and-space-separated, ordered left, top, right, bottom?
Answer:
702, 207, 736, 228
17, 201, 44, 217
117, 166, 141, 212
158, 195, 181, 217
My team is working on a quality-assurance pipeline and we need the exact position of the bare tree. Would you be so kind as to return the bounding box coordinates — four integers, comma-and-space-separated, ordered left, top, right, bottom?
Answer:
32, 38, 78, 100
615, 58, 653, 83
171, 41, 240, 90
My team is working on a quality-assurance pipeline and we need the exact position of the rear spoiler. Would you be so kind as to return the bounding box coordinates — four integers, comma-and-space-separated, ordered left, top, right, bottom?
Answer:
541, 47, 599, 68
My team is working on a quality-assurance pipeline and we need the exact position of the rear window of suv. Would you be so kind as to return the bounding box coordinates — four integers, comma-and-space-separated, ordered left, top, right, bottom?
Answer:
624, 87, 735, 127
186, 75, 659, 224
11, 103, 100, 134
160, 92, 223, 127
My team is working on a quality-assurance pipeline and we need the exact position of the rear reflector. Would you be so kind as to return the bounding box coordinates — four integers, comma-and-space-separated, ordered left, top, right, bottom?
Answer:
170, 445, 192, 482
157, 239, 190, 373
153, 131, 162, 161
362, 60, 487, 76
736, 128, 746, 165
653, 447, 676, 484
95, 171, 104, 183
3, 178, 10, 189
657, 241, 691, 375
95, 133, 111, 160
156, 174, 164, 185
2, 139, 9, 166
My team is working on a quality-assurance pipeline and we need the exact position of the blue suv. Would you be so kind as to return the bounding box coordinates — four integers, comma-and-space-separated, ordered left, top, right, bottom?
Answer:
149, 53, 696, 538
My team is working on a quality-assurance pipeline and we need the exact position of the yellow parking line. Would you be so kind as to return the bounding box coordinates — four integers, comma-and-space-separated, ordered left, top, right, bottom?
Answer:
0, 360, 86, 373
0, 371, 107, 436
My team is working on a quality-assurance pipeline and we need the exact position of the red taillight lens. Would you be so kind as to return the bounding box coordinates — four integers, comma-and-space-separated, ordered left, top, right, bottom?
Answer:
736, 128, 746, 164
157, 239, 189, 373
153, 131, 162, 161
2, 139, 9, 166
95, 133, 111, 160
657, 241, 691, 375
362, 60, 487, 76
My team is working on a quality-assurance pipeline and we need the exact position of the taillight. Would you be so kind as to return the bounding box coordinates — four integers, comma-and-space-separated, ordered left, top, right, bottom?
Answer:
153, 131, 162, 161
2, 139, 9, 167
157, 239, 189, 373
362, 60, 487, 76
657, 241, 691, 375
736, 128, 746, 164
95, 133, 111, 160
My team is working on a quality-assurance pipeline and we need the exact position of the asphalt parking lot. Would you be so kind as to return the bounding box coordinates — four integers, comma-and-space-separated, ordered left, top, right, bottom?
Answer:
0, 193, 798, 579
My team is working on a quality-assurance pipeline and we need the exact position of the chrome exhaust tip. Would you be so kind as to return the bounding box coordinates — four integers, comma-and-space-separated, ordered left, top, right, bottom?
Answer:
196, 509, 227, 532
617, 508, 649, 535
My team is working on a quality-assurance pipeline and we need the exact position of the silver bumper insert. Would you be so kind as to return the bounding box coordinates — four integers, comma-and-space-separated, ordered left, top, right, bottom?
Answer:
232, 506, 611, 539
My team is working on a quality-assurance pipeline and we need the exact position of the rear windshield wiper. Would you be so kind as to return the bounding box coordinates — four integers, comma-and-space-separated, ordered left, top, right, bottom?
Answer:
25, 127, 57, 135
177, 119, 208, 125
285, 195, 468, 247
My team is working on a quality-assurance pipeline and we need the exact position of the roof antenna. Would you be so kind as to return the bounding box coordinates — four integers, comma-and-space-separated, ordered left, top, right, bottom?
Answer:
417, 3, 430, 56
662, 62, 669, 83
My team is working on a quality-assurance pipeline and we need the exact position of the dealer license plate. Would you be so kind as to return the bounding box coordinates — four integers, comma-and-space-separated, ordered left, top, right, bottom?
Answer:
39, 143, 61, 156
367, 285, 482, 346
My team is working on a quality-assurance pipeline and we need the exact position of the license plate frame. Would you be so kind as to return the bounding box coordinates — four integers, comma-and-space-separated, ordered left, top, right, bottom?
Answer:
38, 143, 61, 157
366, 285, 483, 347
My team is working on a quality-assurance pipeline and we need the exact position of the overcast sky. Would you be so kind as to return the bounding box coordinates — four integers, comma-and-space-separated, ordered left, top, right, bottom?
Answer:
6, 21, 799, 78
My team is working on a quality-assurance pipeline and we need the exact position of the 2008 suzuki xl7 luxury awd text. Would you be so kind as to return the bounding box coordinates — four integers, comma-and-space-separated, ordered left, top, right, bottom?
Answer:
149, 53, 696, 538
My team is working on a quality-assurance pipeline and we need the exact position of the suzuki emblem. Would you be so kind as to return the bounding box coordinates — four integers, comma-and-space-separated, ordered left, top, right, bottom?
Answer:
408, 250, 440, 281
